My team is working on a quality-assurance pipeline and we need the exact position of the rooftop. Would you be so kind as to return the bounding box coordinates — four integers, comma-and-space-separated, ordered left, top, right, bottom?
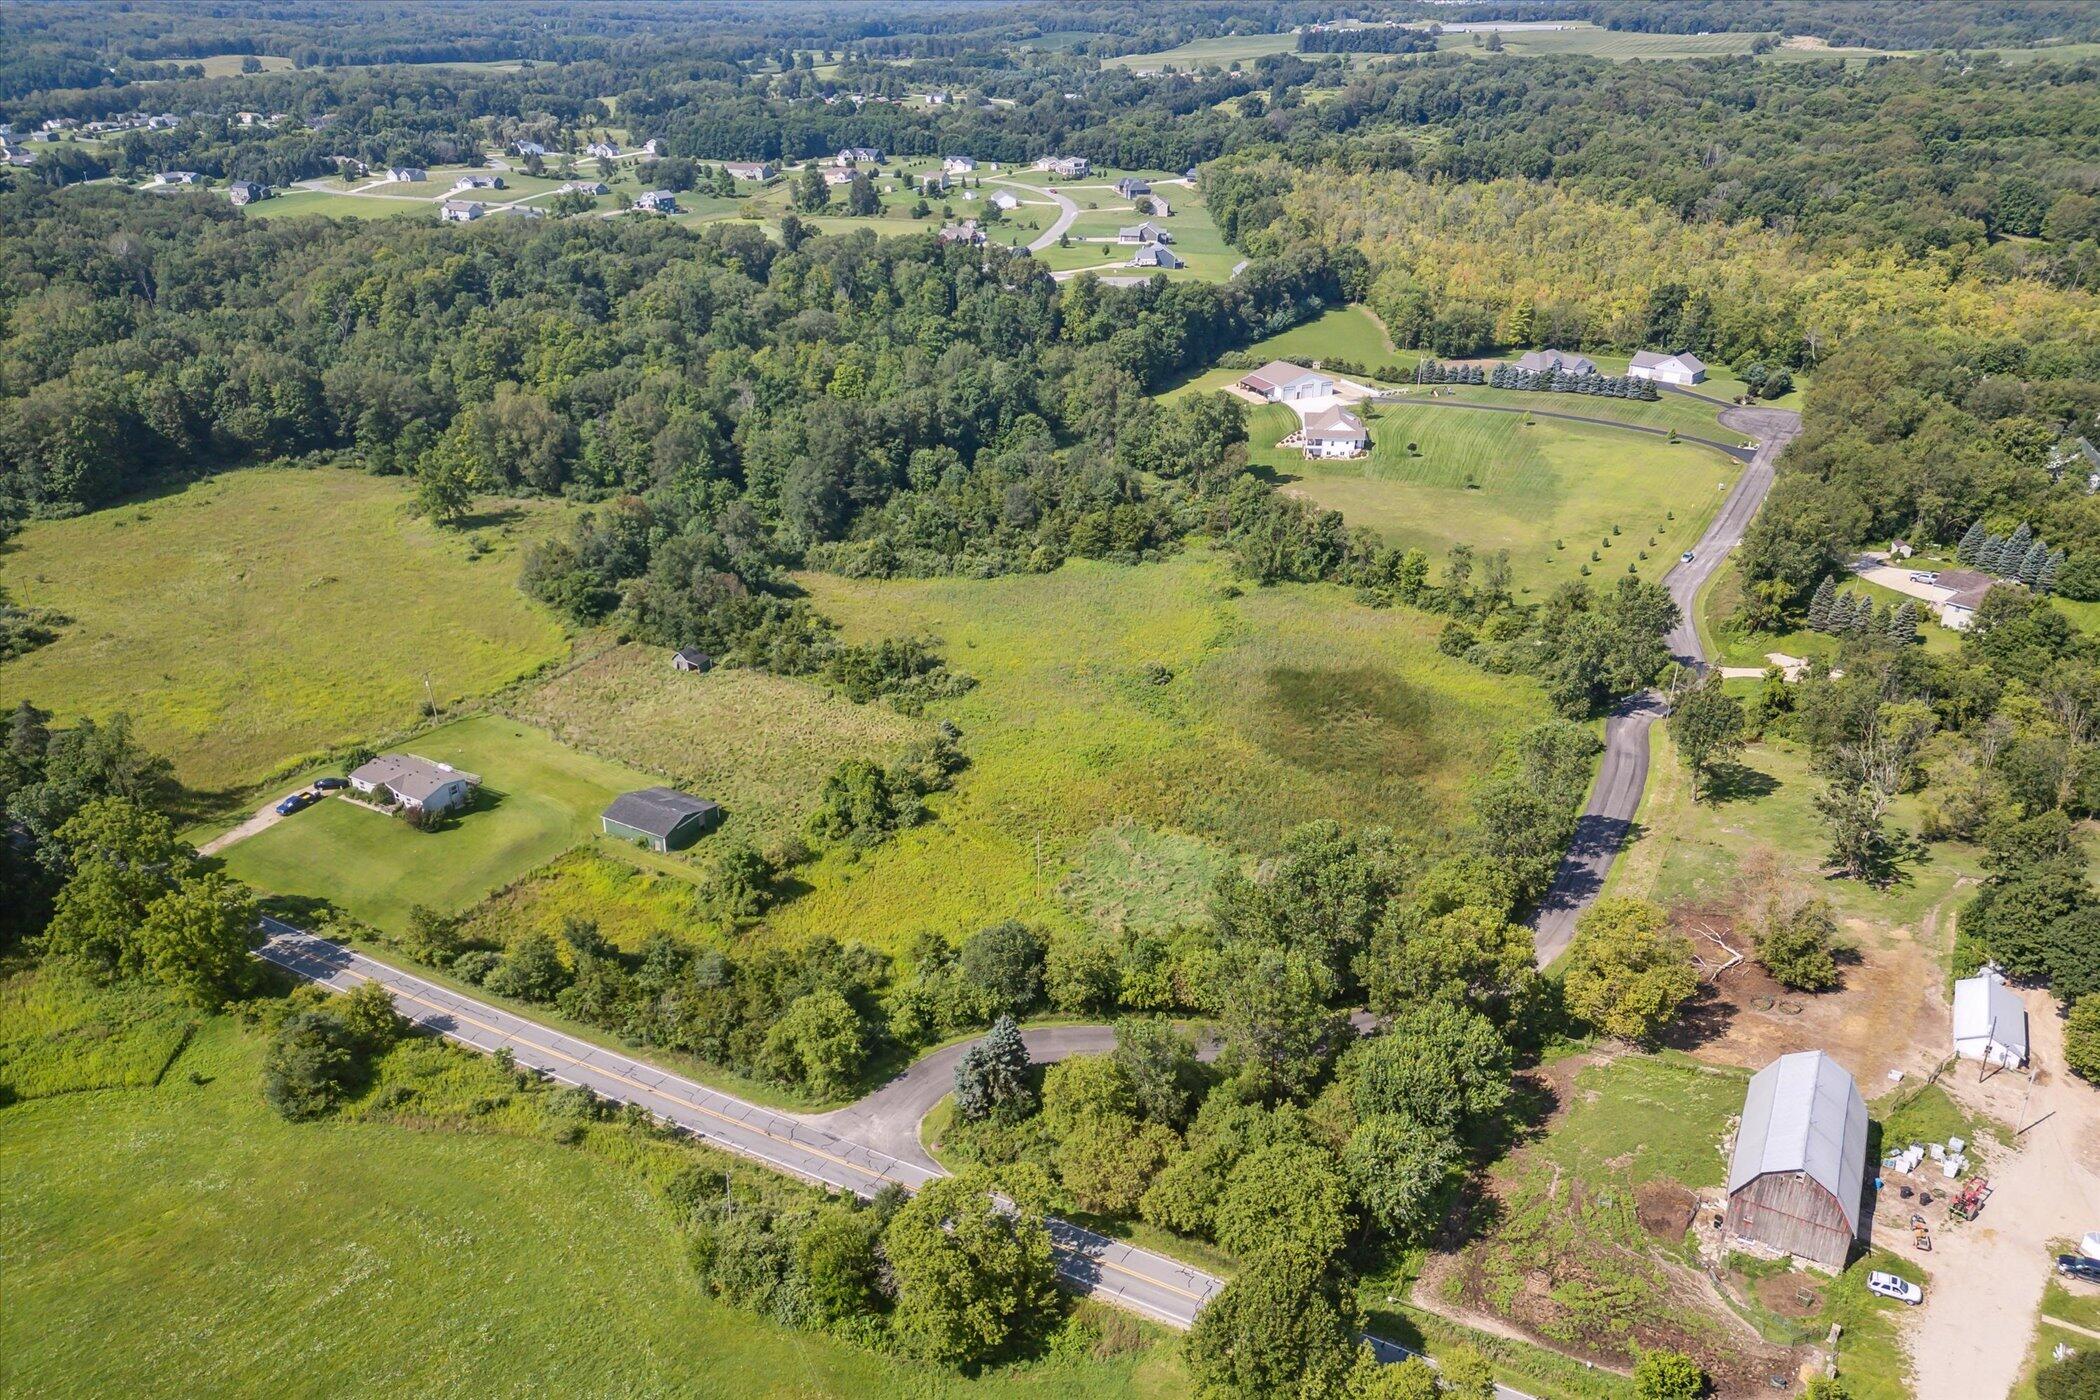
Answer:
1727, 1050, 1868, 1234
602, 787, 720, 838
349, 753, 480, 803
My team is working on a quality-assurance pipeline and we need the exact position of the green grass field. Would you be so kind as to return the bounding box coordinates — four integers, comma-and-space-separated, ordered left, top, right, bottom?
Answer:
0, 1004, 1184, 1396
0, 964, 197, 1102
1438, 22, 1774, 60
1105, 33, 1296, 68
511, 642, 928, 847
0, 468, 574, 796
1535, 1052, 1746, 1189
218, 715, 666, 933
186, 52, 297, 76
1033, 193, 1237, 280
1270, 401, 1741, 595
774, 549, 1549, 951
1159, 304, 1406, 400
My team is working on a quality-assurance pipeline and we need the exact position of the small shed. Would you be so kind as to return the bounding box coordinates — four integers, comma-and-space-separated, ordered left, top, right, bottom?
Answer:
672, 647, 713, 673
601, 787, 720, 851
1725, 1050, 1869, 1270
1953, 965, 2028, 1068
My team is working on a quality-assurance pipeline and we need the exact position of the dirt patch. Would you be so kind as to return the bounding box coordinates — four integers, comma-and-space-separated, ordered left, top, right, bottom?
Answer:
1637, 1180, 1697, 1241
1752, 1270, 1825, 1319
1662, 904, 1950, 1085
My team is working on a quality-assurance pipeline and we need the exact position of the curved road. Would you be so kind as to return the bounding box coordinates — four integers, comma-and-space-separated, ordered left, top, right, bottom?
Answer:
1526, 401, 1801, 963
985, 177, 1078, 252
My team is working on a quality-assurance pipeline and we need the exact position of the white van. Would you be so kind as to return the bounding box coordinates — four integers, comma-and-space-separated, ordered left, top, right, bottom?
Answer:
1867, 1270, 1924, 1305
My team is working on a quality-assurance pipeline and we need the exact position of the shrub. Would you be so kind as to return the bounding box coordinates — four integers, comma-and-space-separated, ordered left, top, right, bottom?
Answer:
954, 1015, 1034, 1121
261, 1010, 358, 1120
1756, 898, 1842, 991
2065, 994, 2100, 1083
759, 989, 867, 1098
1561, 897, 1698, 1044
1633, 1349, 1708, 1399
957, 920, 1047, 1016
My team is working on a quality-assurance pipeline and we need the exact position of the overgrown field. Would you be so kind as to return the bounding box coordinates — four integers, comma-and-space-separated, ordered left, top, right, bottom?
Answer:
0, 965, 196, 1102
0, 996, 1184, 1397
0, 468, 575, 796
218, 715, 665, 933
1268, 402, 1741, 594
513, 642, 928, 846
775, 550, 1549, 951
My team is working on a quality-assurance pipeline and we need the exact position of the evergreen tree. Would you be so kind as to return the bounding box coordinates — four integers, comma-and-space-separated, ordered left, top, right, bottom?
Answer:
1851, 597, 1879, 635
1827, 592, 1857, 633
1807, 576, 1838, 631
1996, 523, 2034, 576
1976, 534, 2006, 574
1957, 519, 1987, 564
1887, 600, 1920, 645
2039, 549, 2065, 594
953, 1015, 1033, 1121
2019, 539, 2049, 586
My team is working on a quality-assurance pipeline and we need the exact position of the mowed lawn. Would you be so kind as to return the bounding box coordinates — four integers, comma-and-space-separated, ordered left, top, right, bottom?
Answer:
1032, 192, 1237, 281
1159, 304, 1410, 400
0, 468, 574, 795
0, 1015, 1184, 1398
1269, 402, 1741, 595
218, 715, 664, 933
778, 550, 1549, 951
512, 642, 929, 846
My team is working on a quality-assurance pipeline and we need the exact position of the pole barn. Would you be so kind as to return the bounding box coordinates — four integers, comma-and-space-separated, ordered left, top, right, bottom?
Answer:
1724, 1051, 1868, 1270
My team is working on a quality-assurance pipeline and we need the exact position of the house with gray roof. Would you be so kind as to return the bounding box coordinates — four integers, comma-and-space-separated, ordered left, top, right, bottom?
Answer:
349, 754, 480, 813
1513, 348, 1596, 376
1300, 405, 1368, 458
1117, 220, 1171, 244
1724, 1050, 1868, 1269
1628, 349, 1707, 385
601, 788, 721, 851
1131, 243, 1183, 270
1238, 361, 1332, 403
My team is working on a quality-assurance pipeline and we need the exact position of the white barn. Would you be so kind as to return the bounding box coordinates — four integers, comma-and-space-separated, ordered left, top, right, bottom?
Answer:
1238, 360, 1332, 403
1629, 350, 1708, 385
1953, 966, 2028, 1068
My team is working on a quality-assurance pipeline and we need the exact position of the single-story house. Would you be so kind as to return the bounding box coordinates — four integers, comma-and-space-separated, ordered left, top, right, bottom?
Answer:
562, 180, 609, 195
514, 140, 547, 156
440, 199, 484, 222
585, 141, 620, 159
1148, 196, 1173, 217
150, 170, 202, 185
1036, 155, 1089, 178
939, 220, 988, 245
1117, 220, 1171, 244
989, 190, 1021, 211
823, 166, 857, 186
386, 166, 427, 183
837, 145, 883, 165
453, 173, 504, 190
673, 647, 713, 673
1113, 176, 1152, 199
723, 160, 774, 181
349, 754, 479, 813
643, 138, 663, 155
227, 180, 269, 205
925, 90, 951, 105
1931, 569, 1996, 630
634, 189, 679, 212
601, 787, 721, 852
1301, 405, 1368, 459
1724, 1050, 1868, 1270
1239, 360, 1333, 403
1131, 243, 1183, 269
1629, 350, 1708, 385
943, 155, 977, 174
1513, 348, 1596, 376
1953, 966, 2028, 1068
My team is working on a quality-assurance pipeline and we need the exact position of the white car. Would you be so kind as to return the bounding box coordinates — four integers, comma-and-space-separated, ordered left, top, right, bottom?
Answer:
1867, 1270, 1924, 1305
1680, 550, 1696, 564
1909, 571, 1940, 585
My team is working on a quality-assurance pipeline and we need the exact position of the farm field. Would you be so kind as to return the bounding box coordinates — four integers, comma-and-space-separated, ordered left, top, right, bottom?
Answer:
1269, 401, 1741, 595
0, 468, 574, 797
217, 715, 664, 933
0, 1008, 1182, 1398
1158, 303, 1405, 399
780, 549, 1549, 952
187, 52, 297, 75
1104, 33, 1296, 68
511, 642, 929, 848
1437, 22, 1774, 60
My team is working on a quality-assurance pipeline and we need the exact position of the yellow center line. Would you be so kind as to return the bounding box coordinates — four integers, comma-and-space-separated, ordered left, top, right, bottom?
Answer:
275, 939, 1211, 1307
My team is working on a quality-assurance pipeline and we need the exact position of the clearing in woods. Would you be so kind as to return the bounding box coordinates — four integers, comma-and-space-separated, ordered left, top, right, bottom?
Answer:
776, 549, 1550, 952
0, 468, 574, 798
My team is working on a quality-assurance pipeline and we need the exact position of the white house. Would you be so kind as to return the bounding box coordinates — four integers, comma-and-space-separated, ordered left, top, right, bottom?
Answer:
149, 170, 202, 185
513, 140, 547, 157
1513, 348, 1596, 376
1238, 360, 1333, 403
440, 199, 484, 222
633, 189, 679, 212
349, 754, 479, 813
1953, 966, 2029, 1067
1131, 243, 1183, 269
453, 173, 504, 190
1301, 405, 1369, 459
989, 190, 1021, 211
385, 166, 427, 183
722, 161, 775, 181
1036, 155, 1089, 179
585, 141, 620, 160
943, 155, 977, 174
1629, 350, 1708, 386
1117, 220, 1171, 244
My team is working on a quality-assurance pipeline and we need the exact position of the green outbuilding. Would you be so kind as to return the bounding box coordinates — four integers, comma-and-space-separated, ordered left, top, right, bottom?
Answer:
600, 787, 721, 852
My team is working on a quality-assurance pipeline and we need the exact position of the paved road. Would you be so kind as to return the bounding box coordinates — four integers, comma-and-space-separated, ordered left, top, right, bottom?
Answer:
256, 922, 1527, 1386
987, 178, 1077, 252
1527, 401, 1800, 963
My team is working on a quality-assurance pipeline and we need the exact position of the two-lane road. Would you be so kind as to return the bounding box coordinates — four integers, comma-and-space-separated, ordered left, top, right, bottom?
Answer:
1527, 400, 1800, 963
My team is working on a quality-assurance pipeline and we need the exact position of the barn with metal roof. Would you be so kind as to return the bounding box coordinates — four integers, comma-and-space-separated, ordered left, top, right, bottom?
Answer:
1724, 1050, 1869, 1269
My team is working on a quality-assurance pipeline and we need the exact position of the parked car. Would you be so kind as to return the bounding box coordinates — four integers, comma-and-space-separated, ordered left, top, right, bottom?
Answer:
2057, 1255, 2100, 1283
1909, 571, 1940, 585
313, 776, 348, 791
1680, 550, 1696, 563
274, 792, 313, 816
1867, 1270, 1924, 1305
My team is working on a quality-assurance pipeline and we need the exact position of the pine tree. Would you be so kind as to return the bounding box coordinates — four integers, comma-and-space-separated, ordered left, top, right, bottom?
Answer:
1957, 519, 1987, 564
1807, 576, 1837, 631
2019, 539, 2049, 585
1976, 534, 2006, 575
2039, 549, 2065, 594
1887, 601, 1920, 646
1996, 523, 2033, 577
1851, 597, 1879, 635
1823, 592, 1854, 634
